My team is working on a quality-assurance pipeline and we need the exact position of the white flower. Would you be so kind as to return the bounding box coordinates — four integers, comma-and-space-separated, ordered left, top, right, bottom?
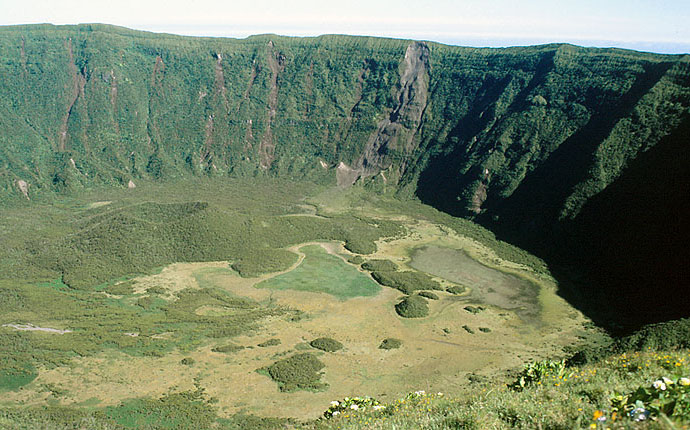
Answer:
414, 390, 426, 396
373, 405, 385, 411
330, 401, 340, 407
653, 380, 667, 391
332, 411, 340, 416
437, 392, 444, 396
630, 407, 650, 422
662, 376, 674, 385
350, 404, 359, 410
679, 377, 690, 386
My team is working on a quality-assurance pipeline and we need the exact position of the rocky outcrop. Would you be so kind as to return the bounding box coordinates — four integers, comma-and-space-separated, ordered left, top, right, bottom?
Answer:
343, 42, 430, 186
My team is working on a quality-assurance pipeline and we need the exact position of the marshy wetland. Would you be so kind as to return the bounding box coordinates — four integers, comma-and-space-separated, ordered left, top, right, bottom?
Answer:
0, 179, 591, 421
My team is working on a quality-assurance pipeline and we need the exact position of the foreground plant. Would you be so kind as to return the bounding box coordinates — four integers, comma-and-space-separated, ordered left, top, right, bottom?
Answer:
611, 374, 690, 423
323, 396, 385, 418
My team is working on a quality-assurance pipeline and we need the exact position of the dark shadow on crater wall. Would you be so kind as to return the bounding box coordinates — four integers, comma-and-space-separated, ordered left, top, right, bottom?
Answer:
415, 90, 689, 334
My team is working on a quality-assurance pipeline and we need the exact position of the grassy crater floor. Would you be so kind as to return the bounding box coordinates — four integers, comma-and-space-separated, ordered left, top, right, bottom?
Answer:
0, 179, 595, 425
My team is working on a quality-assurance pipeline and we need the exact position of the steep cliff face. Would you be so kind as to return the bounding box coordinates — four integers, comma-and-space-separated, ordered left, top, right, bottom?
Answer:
0, 24, 689, 325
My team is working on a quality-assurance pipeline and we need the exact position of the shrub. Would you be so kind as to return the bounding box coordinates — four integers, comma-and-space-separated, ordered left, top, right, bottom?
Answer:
611, 375, 690, 423
212, 344, 244, 354
464, 305, 485, 314
379, 338, 402, 350
261, 353, 327, 392
348, 256, 364, 265
310, 337, 343, 352
371, 271, 441, 294
344, 238, 376, 255
257, 338, 281, 347
417, 291, 439, 300
479, 327, 492, 333
509, 359, 567, 391
180, 357, 195, 365
446, 286, 466, 295
361, 259, 398, 272
462, 325, 475, 334
395, 295, 429, 318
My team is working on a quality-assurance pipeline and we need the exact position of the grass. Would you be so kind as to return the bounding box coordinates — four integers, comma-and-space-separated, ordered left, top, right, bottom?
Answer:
313, 348, 690, 429
0, 279, 284, 382
257, 245, 381, 300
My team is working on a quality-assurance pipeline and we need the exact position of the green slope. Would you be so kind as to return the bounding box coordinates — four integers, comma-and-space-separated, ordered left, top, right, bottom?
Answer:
0, 24, 689, 327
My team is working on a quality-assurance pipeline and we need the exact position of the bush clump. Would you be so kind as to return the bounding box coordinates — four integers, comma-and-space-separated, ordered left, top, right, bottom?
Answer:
231, 249, 299, 277
180, 357, 195, 365
257, 338, 281, 347
417, 291, 439, 300
372, 271, 441, 294
446, 286, 466, 295
379, 338, 403, 350
344, 238, 376, 255
261, 353, 327, 392
462, 325, 475, 334
310, 337, 343, 352
348, 255, 365, 265
464, 305, 485, 314
395, 295, 429, 318
361, 259, 398, 272
479, 327, 492, 333
212, 343, 245, 354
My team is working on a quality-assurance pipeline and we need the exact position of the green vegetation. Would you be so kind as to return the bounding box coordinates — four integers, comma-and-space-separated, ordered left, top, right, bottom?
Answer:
0, 364, 37, 392
371, 270, 441, 294
257, 338, 281, 347
0, 24, 688, 427
417, 291, 439, 300
211, 344, 245, 354
103, 390, 217, 430
394, 295, 429, 318
462, 325, 475, 334
347, 256, 364, 265
309, 348, 690, 429
361, 259, 398, 272
464, 305, 485, 314
378, 338, 402, 350
260, 353, 327, 392
479, 327, 492, 333
0, 279, 282, 380
104, 281, 136, 296
257, 245, 381, 300
309, 337, 344, 352
446, 285, 466, 295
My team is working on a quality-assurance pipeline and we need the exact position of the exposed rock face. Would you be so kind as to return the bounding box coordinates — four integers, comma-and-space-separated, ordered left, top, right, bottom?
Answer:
15, 179, 29, 199
259, 41, 286, 170
345, 42, 431, 186
128, 180, 136, 189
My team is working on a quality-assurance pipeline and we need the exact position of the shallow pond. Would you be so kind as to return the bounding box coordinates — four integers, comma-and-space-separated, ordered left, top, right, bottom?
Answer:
410, 245, 540, 320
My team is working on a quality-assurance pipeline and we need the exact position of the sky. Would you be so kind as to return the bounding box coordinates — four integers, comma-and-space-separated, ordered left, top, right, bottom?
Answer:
1, 0, 689, 54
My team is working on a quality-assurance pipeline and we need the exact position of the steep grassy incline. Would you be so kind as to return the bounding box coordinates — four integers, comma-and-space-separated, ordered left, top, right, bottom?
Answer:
0, 24, 688, 326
